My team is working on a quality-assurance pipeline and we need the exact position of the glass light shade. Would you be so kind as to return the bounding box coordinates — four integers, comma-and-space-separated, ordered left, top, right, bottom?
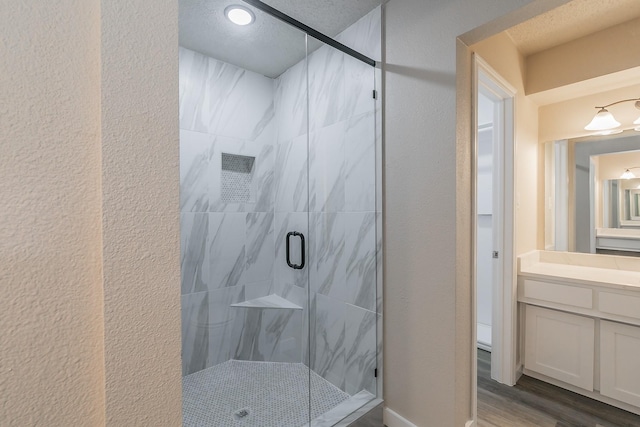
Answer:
621, 169, 636, 180
225, 6, 254, 25
634, 115, 640, 125
584, 108, 621, 131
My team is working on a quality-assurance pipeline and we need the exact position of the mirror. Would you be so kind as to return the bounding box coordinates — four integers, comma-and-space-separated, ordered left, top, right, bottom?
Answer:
602, 179, 640, 227
545, 131, 640, 256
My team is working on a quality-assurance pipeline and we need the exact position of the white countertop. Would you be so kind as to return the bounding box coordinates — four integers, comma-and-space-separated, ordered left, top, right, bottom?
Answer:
519, 250, 640, 291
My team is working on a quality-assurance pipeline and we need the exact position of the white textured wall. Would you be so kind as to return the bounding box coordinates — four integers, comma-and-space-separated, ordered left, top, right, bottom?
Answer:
100, 0, 182, 424
0, 1, 105, 425
383, 0, 567, 425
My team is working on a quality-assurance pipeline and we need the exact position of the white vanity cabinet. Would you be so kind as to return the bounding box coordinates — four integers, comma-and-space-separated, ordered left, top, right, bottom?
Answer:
524, 305, 594, 391
517, 251, 640, 415
600, 320, 640, 407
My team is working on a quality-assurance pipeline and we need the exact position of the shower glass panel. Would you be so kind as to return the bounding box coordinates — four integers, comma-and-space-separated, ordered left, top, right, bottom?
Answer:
307, 37, 378, 423
179, 2, 381, 425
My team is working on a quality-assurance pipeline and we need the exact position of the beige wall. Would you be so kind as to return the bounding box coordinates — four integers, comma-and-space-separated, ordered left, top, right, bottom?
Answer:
598, 150, 640, 181
100, 0, 182, 424
1, 0, 181, 425
383, 0, 570, 425
0, 1, 105, 425
471, 32, 541, 255
539, 83, 640, 142
527, 17, 640, 95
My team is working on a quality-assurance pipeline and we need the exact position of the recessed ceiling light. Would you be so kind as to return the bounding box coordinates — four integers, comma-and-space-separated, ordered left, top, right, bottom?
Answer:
225, 5, 255, 26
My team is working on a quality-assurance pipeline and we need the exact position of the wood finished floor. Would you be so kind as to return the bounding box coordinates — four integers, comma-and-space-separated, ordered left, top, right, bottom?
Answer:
478, 349, 640, 427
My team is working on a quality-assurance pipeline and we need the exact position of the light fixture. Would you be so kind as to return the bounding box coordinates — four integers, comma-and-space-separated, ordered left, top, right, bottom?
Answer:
621, 167, 640, 179
584, 98, 640, 131
225, 5, 255, 26
595, 129, 623, 136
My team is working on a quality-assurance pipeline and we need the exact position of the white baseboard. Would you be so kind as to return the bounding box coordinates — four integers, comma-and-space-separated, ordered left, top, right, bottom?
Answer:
383, 407, 418, 427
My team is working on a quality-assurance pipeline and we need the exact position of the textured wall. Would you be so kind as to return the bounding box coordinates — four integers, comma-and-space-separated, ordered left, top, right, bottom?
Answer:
100, 0, 182, 425
383, 0, 560, 425
0, 1, 105, 425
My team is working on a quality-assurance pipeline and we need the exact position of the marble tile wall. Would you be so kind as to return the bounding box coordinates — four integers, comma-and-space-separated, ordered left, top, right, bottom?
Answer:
180, 48, 301, 375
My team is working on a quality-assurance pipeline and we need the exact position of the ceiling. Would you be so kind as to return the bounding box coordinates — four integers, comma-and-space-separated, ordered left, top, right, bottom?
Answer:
179, 0, 380, 78
507, 0, 640, 56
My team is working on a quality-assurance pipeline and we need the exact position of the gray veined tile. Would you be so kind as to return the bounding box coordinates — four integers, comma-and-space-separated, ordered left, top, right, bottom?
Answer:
208, 213, 246, 289
244, 212, 274, 284
313, 294, 346, 391
344, 112, 376, 212
207, 285, 245, 367
216, 68, 275, 146
180, 129, 214, 213
275, 59, 308, 142
344, 213, 377, 312
309, 122, 346, 213
179, 48, 243, 134
345, 304, 377, 396
308, 44, 346, 131
182, 291, 209, 376
181, 212, 210, 295
310, 213, 347, 301
275, 134, 309, 213
234, 307, 304, 363
179, 48, 275, 145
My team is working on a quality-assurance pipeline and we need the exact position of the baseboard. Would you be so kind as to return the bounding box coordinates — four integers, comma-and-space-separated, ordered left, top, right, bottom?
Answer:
465, 420, 475, 427
383, 407, 418, 427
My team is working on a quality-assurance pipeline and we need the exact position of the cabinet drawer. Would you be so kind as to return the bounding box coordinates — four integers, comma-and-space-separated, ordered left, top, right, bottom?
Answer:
600, 320, 640, 407
524, 305, 595, 391
523, 279, 593, 309
599, 292, 640, 320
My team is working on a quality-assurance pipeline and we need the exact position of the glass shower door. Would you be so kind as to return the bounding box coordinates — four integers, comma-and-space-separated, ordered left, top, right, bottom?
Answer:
306, 37, 379, 424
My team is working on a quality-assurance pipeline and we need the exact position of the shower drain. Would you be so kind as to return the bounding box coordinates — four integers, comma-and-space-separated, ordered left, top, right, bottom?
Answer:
233, 408, 250, 420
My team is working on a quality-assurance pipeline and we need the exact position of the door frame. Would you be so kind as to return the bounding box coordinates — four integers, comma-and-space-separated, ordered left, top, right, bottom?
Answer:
472, 54, 517, 386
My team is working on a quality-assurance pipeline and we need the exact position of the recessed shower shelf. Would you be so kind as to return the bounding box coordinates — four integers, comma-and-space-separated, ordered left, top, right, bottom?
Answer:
230, 294, 302, 310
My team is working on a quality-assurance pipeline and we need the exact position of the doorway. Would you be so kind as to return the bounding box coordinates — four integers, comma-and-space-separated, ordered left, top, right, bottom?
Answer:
473, 55, 516, 385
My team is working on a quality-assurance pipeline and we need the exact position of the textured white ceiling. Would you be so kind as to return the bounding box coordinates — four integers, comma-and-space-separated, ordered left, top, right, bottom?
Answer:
179, 0, 380, 78
507, 0, 640, 56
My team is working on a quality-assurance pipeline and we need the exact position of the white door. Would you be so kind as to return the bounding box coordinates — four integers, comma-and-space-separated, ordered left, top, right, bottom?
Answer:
474, 55, 516, 384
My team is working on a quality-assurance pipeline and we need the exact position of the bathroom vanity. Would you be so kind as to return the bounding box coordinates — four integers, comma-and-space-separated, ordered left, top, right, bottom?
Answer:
518, 250, 640, 415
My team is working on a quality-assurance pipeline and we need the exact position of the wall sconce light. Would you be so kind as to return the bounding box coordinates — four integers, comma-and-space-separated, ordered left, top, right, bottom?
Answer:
584, 98, 640, 131
621, 167, 640, 179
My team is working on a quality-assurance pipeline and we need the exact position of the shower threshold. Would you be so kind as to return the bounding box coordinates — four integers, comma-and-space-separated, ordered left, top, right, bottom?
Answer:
183, 360, 374, 427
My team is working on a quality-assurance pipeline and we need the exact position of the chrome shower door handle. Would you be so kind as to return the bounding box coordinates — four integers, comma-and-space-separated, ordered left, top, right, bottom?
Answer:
285, 231, 305, 270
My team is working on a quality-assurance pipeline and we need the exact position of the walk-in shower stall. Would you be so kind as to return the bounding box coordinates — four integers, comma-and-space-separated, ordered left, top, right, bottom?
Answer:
179, 1, 382, 425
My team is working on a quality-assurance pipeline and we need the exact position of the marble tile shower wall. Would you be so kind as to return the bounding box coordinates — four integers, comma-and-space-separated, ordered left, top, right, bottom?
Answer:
179, 47, 299, 376
272, 7, 381, 396
179, 5, 382, 398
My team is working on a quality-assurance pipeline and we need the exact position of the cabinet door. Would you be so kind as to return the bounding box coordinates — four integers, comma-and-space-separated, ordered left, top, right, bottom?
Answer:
524, 305, 595, 391
600, 320, 640, 407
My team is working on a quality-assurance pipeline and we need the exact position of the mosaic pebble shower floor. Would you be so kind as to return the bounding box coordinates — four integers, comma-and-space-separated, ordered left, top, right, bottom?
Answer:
183, 360, 351, 427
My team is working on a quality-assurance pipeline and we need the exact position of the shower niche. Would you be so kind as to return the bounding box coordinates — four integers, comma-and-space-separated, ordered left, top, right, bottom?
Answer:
179, 2, 382, 426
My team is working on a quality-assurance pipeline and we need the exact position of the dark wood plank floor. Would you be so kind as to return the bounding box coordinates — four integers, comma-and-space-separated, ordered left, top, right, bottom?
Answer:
355, 351, 640, 426
478, 349, 640, 427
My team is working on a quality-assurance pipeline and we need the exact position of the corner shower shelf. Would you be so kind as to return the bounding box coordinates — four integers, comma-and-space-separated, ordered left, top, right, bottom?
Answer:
230, 294, 302, 310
